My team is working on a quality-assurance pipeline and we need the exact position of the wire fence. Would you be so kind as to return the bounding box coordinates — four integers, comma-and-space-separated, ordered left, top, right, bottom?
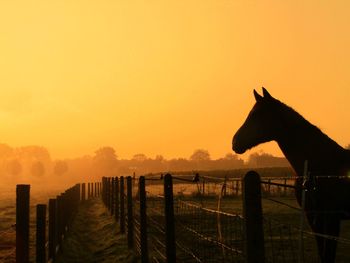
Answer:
0, 181, 102, 263
0, 225, 16, 263
102, 171, 350, 263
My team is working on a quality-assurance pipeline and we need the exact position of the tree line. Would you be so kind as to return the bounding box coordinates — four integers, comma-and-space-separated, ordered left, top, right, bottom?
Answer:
0, 143, 294, 185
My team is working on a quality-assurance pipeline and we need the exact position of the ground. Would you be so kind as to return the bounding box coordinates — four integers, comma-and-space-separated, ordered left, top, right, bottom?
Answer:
56, 198, 139, 263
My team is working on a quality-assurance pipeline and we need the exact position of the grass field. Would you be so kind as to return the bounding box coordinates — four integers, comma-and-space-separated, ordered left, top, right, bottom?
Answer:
0, 185, 63, 262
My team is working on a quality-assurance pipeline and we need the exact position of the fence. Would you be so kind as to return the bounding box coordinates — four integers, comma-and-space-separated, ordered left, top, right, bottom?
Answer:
0, 181, 102, 263
102, 173, 259, 263
102, 171, 350, 263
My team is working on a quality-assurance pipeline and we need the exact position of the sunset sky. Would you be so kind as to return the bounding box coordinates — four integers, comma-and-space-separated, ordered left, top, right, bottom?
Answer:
0, 0, 350, 160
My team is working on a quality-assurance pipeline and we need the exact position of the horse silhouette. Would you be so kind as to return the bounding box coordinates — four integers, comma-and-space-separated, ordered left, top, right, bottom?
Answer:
232, 88, 350, 263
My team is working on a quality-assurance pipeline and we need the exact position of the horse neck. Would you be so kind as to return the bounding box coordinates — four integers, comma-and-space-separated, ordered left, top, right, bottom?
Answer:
275, 121, 345, 176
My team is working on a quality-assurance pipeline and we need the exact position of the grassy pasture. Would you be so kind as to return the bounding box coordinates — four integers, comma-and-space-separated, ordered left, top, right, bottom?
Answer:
0, 186, 62, 262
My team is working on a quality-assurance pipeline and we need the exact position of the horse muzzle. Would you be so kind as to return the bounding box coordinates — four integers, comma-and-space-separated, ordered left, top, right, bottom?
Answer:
232, 138, 246, 154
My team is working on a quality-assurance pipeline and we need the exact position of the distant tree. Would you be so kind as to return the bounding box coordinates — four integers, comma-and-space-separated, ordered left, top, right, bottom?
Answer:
190, 149, 211, 161
155, 155, 165, 162
168, 158, 192, 171
93, 146, 118, 177
6, 159, 22, 176
54, 160, 69, 176
247, 152, 289, 168
223, 153, 239, 160
132, 153, 148, 162
17, 146, 51, 162
31, 161, 45, 177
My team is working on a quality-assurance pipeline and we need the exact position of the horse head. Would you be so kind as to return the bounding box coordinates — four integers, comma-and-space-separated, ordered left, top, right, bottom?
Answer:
232, 87, 280, 154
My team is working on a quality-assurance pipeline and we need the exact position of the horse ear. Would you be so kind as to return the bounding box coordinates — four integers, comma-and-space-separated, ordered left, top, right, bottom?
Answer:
262, 87, 272, 99
254, 89, 263, 102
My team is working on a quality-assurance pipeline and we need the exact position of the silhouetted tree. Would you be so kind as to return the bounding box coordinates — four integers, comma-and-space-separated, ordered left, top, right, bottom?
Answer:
190, 149, 211, 161
54, 160, 69, 176
17, 146, 51, 162
223, 153, 239, 160
93, 146, 118, 177
132, 153, 148, 162
31, 161, 45, 177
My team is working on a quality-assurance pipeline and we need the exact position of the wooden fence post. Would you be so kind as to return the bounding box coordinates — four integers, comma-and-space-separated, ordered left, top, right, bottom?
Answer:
127, 176, 134, 248
111, 177, 115, 215
36, 204, 46, 263
16, 184, 30, 263
243, 171, 265, 263
164, 174, 176, 263
107, 178, 111, 211
102, 178, 106, 204
202, 179, 205, 195
115, 177, 120, 222
48, 198, 57, 260
120, 176, 125, 233
56, 194, 63, 248
139, 176, 149, 263
82, 183, 86, 202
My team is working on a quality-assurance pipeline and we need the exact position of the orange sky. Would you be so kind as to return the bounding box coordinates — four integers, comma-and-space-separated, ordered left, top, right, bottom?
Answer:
0, 0, 350, 160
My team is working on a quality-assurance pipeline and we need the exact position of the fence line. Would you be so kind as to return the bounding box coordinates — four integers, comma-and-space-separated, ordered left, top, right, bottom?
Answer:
4, 181, 102, 262
101, 171, 350, 263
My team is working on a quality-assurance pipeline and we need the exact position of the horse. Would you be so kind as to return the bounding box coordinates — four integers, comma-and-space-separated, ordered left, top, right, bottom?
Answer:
232, 88, 350, 263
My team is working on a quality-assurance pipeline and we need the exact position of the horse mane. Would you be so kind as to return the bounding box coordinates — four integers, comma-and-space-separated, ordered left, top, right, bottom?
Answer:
272, 97, 345, 152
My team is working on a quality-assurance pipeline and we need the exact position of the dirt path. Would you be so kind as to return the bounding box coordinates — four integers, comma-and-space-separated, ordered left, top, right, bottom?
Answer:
56, 198, 138, 263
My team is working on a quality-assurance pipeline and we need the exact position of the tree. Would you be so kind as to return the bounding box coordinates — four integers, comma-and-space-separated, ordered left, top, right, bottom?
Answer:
224, 153, 239, 160
31, 161, 45, 177
190, 149, 211, 161
93, 146, 118, 177
6, 159, 22, 176
17, 146, 51, 162
54, 160, 68, 176
132, 153, 148, 162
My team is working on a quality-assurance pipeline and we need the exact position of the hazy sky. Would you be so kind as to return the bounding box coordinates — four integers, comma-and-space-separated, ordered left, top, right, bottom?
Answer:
1, 0, 350, 160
